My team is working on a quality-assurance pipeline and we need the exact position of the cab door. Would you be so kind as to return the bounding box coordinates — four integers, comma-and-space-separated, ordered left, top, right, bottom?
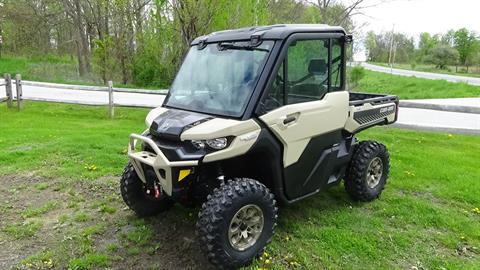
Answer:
258, 36, 349, 200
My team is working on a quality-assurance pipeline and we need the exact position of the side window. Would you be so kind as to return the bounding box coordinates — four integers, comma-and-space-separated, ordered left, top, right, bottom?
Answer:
287, 39, 329, 105
261, 37, 344, 113
330, 39, 343, 90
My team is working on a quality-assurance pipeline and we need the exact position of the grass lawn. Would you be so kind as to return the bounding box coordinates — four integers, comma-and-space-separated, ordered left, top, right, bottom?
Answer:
370, 62, 480, 78
0, 55, 164, 89
356, 70, 480, 99
1, 102, 480, 270
0, 55, 100, 85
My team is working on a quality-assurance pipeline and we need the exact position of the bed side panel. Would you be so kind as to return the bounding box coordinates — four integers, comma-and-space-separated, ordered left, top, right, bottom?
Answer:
344, 102, 397, 133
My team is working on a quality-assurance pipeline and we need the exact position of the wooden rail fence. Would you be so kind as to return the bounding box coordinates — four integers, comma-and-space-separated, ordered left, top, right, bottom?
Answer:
0, 73, 168, 118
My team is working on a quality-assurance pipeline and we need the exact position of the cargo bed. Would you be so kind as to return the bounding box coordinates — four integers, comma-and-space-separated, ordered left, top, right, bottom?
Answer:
349, 92, 398, 106
345, 92, 399, 133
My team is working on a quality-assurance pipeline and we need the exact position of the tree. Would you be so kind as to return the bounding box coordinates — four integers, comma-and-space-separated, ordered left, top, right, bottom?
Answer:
364, 31, 376, 61
364, 31, 414, 64
417, 32, 438, 62
441, 29, 456, 47
92, 37, 115, 84
426, 45, 459, 70
454, 28, 477, 71
1, 0, 391, 87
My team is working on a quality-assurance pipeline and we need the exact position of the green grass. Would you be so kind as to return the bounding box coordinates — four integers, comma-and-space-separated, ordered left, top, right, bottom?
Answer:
73, 212, 91, 223
0, 102, 148, 178
0, 54, 100, 85
34, 182, 49, 190
4, 220, 43, 239
371, 62, 480, 78
357, 70, 480, 99
1, 101, 479, 269
68, 253, 109, 270
20, 250, 55, 269
121, 219, 154, 246
22, 201, 59, 218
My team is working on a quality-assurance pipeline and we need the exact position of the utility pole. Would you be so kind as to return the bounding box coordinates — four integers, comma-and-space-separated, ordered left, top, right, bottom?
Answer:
388, 24, 395, 73
0, 27, 3, 59
392, 42, 397, 68
0, 4, 3, 59
0, 34, 3, 59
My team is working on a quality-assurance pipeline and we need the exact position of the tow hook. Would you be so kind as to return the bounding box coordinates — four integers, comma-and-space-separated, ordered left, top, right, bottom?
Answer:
154, 184, 161, 199
145, 182, 162, 200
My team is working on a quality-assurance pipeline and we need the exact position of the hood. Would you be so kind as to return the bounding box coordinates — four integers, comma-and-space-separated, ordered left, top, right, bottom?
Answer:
149, 109, 213, 141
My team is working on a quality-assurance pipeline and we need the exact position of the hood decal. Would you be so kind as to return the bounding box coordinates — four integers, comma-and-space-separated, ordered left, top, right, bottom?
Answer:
150, 109, 212, 140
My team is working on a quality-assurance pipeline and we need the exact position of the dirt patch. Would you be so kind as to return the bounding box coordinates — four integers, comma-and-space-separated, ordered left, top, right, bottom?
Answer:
0, 174, 213, 270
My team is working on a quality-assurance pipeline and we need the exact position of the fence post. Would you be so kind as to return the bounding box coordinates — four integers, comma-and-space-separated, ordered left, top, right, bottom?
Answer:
108, 81, 114, 118
4, 73, 12, 108
15, 74, 23, 110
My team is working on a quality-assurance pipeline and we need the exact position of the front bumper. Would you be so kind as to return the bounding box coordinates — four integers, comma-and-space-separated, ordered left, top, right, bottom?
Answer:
128, 133, 198, 196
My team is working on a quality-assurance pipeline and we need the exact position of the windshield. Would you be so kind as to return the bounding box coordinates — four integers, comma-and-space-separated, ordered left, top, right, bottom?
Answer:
165, 41, 274, 117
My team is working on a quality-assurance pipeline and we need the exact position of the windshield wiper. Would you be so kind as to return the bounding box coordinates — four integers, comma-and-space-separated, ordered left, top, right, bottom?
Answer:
218, 42, 270, 52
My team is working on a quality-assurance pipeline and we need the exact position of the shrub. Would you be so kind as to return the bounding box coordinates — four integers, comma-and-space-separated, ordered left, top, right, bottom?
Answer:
427, 45, 459, 69
348, 66, 366, 89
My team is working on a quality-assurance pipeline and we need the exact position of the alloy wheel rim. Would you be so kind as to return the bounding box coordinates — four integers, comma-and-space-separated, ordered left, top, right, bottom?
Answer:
366, 157, 383, 188
228, 204, 264, 251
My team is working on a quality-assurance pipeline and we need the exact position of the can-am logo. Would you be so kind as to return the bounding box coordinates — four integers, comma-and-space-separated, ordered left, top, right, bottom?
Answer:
379, 106, 395, 113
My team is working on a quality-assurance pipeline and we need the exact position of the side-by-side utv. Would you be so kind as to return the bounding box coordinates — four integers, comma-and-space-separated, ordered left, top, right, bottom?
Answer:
120, 24, 398, 269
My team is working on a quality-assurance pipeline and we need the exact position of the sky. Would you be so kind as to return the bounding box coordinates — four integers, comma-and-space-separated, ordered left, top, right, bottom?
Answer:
351, 0, 479, 60
354, 0, 479, 36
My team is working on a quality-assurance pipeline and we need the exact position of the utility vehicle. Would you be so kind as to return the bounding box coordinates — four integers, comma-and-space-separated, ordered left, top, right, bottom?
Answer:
121, 24, 398, 269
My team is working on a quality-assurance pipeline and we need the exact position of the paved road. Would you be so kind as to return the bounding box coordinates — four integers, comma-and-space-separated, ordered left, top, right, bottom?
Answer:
395, 107, 480, 135
1, 79, 479, 134
400, 97, 480, 114
361, 62, 480, 86
403, 97, 480, 107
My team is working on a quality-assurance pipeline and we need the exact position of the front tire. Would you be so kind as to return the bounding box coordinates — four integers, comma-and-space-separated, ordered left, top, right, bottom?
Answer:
196, 178, 278, 269
120, 162, 174, 217
345, 141, 390, 201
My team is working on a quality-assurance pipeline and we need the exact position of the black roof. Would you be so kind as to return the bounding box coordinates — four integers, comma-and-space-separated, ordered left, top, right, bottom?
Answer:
191, 24, 347, 45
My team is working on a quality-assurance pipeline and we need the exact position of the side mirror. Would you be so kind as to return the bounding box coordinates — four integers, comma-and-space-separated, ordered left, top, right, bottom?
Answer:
343, 34, 353, 43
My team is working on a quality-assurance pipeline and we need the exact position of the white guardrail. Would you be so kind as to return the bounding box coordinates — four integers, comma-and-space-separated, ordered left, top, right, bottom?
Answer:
1, 74, 168, 117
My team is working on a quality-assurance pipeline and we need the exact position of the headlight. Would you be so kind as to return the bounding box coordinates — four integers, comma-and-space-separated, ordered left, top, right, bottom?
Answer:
206, 138, 228, 150
191, 140, 206, 149
191, 137, 228, 150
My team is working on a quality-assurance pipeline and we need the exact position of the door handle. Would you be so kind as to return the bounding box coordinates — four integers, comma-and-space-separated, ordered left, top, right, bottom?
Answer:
283, 116, 296, 125
280, 113, 299, 128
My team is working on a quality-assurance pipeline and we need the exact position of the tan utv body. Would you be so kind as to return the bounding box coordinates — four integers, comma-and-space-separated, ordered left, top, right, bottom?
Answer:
121, 24, 398, 269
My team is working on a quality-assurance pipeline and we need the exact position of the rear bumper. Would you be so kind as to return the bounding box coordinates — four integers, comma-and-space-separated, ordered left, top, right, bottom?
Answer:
128, 133, 198, 196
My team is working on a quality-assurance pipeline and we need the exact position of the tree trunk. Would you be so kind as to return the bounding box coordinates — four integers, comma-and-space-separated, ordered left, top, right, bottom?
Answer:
72, 0, 91, 75
75, 40, 87, 76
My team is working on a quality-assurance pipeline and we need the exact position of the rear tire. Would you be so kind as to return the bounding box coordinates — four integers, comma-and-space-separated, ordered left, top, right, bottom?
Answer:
196, 178, 278, 269
120, 162, 174, 217
345, 141, 390, 201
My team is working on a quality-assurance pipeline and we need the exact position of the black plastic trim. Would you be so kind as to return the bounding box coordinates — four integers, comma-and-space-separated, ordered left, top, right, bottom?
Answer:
283, 130, 352, 199
191, 25, 347, 45
244, 127, 288, 204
